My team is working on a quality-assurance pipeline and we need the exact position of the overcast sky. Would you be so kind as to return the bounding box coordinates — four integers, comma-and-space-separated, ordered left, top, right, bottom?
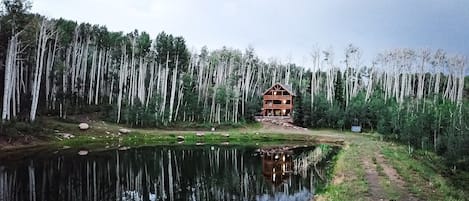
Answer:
31, 0, 469, 66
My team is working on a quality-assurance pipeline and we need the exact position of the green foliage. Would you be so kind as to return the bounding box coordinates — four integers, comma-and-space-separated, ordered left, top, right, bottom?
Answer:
244, 96, 261, 122
293, 88, 304, 126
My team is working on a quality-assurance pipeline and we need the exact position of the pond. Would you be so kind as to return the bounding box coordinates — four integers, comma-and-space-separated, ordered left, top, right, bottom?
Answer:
0, 144, 339, 201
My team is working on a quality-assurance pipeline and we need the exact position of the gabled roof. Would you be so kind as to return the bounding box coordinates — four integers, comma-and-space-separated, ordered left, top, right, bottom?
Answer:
262, 83, 296, 96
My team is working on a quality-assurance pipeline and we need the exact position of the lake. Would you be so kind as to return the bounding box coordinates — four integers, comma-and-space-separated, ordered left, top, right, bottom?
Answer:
0, 144, 338, 201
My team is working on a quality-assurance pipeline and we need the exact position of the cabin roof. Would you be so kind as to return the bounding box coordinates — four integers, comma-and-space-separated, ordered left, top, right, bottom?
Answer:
262, 83, 296, 96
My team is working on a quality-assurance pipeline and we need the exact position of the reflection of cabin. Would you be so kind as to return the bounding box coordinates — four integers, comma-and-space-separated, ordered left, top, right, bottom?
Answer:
262, 83, 296, 116
261, 148, 293, 186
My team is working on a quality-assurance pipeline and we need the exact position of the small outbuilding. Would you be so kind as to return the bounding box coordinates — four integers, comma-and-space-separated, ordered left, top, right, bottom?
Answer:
262, 83, 296, 116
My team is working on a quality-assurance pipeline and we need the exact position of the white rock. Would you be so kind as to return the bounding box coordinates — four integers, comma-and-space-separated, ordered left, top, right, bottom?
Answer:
176, 136, 185, 141
58, 133, 75, 139
118, 146, 130, 151
78, 150, 88, 156
79, 123, 89, 130
211, 127, 216, 132
196, 132, 205, 137
119, 128, 132, 134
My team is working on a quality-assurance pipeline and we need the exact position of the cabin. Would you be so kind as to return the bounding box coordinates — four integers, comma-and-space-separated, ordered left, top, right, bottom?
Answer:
262, 83, 296, 116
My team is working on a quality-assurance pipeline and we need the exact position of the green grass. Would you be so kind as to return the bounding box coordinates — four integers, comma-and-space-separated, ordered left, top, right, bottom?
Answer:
318, 142, 369, 201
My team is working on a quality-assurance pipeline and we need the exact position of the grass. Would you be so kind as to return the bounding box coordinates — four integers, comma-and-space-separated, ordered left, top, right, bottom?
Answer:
56, 131, 320, 149
44, 118, 325, 149
317, 140, 369, 201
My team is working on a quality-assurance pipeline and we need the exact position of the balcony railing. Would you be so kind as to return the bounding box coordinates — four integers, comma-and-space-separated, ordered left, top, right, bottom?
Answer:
263, 104, 293, 110
263, 95, 291, 100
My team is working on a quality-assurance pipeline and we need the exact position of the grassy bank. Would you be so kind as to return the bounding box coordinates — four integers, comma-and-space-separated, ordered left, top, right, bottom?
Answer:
38, 118, 344, 149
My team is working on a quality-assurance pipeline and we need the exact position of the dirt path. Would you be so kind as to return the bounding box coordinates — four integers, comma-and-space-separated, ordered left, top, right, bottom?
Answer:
375, 153, 420, 201
362, 157, 387, 200
359, 142, 420, 201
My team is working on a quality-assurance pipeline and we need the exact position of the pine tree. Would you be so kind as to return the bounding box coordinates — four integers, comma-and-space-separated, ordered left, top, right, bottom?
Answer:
293, 88, 304, 126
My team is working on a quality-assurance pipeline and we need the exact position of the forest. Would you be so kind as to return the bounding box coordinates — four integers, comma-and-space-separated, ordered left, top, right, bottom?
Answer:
0, 0, 467, 170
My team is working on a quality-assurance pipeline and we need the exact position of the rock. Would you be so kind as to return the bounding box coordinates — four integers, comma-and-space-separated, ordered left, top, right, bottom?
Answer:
57, 133, 75, 139
119, 128, 132, 134
176, 136, 185, 141
196, 142, 205, 146
196, 132, 205, 137
79, 123, 89, 130
211, 127, 216, 132
78, 150, 88, 156
118, 146, 130, 151
105, 131, 111, 135
221, 133, 230, 137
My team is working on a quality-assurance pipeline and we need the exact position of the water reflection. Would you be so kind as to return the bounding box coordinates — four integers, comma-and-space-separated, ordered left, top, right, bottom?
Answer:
0, 145, 335, 201
261, 148, 293, 186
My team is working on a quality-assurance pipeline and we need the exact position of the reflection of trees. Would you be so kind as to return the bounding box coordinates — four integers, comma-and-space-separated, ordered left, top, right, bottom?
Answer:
0, 146, 333, 201
294, 144, 333, 180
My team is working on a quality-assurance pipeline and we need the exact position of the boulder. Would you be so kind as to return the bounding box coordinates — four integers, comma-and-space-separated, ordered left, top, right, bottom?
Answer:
118, 146, 130, 151
58, 133, 75, 139
196, 132, 205, 137
211, 127, 216, 132
119, 128, 132, 134
78, 150, 88, 156
176, 135, 185, 141
79, 123, 89, 130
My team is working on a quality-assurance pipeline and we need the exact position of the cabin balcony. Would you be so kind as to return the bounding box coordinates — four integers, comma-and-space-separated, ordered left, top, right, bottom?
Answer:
263, 95, 291, 100
263, 104, 293, 110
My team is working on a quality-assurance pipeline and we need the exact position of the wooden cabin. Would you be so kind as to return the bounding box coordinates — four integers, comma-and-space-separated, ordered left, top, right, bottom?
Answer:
262, 83, 296, 116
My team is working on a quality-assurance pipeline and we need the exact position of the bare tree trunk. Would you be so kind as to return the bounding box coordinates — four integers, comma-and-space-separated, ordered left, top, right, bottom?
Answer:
2, 34, 19, 122
31, 20, 55, 122
168, 55, 179, 123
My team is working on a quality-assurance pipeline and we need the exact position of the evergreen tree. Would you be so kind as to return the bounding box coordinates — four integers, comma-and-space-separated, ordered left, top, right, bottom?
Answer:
293, 87, 304, 126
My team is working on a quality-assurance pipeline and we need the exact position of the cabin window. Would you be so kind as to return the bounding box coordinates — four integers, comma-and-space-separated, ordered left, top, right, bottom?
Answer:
273, 100, 282, 104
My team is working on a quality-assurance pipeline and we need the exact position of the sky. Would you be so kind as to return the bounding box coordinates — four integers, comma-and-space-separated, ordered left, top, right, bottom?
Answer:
31, 0, 469, 67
